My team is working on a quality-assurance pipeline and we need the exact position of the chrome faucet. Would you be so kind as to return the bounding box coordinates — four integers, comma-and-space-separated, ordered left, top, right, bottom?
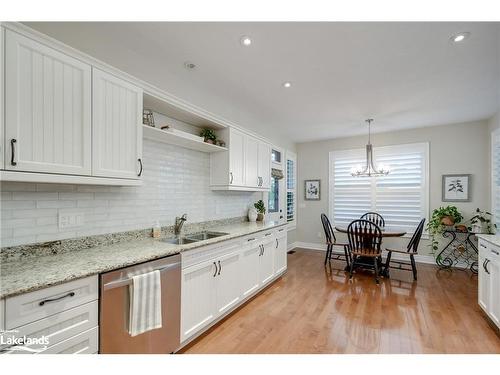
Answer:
174, 214, 188, 235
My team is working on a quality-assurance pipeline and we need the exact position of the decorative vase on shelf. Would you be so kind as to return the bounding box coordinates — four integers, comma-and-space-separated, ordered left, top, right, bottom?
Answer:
248, 208, 258, 222
257, 213, 265, 222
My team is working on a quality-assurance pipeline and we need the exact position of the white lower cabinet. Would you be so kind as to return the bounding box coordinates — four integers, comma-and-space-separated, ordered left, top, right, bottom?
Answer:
259, 235, 275, 285
478, 239, 500, 329
240, 240, 261, 298
181, 227, 287, 343
2, 276, 98, 354
215, 249, 242, 315
180, 259, 217, 342
274, 229, 288, 275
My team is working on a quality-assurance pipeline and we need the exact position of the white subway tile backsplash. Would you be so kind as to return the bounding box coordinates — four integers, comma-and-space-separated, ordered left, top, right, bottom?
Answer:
1, 140, 260, 247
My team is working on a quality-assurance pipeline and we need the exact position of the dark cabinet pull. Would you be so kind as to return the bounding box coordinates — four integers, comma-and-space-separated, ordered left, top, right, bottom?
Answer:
10, 139, 17, 166
218, 260, 221, 275
213, 262, 217, 277
229, 172, 233, 184
137, 158, 143, 177
265, 232, 272, 236
484, 259, 490, 275
492, 249, 499, 256
276, 238, 279, 248
247, 238, 256, 242
39, 292, 75, 306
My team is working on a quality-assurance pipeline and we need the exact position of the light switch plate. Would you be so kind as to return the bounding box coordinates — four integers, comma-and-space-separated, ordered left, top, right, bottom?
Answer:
58, 211, 85, 229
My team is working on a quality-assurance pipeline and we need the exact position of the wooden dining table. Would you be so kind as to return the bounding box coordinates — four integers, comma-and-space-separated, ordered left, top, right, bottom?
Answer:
334, 226, 407, 275
334, 226, 407, 238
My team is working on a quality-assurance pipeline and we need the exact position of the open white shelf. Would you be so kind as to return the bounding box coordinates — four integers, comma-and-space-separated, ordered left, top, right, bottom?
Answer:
143, 125, 228, 153
143, 92, 226, 130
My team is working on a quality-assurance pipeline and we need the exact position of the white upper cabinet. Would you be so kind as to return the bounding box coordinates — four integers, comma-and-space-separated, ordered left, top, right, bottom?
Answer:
258, 141, 271, 189
5, 30, 92, 175
244, 136, 259, 187
92, 68, 143, 179
210, 127, 271, 191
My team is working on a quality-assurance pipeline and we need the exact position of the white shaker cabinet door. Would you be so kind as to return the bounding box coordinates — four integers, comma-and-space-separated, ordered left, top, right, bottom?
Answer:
244, 137, 259, 188
478, 246, 490, 313
92, 68, 143, 179
215, 249, 242, 315
488, 257, 500, 327
240, 241, 261, 298
260, 237, 275, 286
5, 30, 92, 175
274, 230, 288, 275
258, 141, 271, 189
181, 259, 217, 342
228, 129, 245, 186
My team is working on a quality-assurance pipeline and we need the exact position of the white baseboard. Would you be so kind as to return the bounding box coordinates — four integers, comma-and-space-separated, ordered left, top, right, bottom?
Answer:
290, 241, 435, 265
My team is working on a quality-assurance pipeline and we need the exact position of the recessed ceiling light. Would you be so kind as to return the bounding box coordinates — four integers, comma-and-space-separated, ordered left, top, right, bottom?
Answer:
282, 82, 292, 88
184, 61, 196, 70
451, 32, 470, 43
240, 36, 252, 46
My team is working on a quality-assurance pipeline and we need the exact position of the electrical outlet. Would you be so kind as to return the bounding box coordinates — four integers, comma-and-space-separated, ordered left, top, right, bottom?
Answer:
58, 211, 85, 229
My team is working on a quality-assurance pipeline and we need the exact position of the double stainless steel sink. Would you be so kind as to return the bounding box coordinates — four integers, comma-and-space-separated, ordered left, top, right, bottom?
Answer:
163, 231, 229, 245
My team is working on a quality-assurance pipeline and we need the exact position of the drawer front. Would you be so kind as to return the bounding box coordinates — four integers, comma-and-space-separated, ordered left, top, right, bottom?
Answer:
182, 239, 240, 269
1, 301, 98, 354
6, 276, 98, 329
479, 240, 490, 257
42, 327, 98, 354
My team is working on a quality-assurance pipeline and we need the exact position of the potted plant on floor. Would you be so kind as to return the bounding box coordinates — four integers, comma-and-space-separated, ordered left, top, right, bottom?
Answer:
200, 128, 217, 144
254, 200, 266, 221
427, 205, 463, 253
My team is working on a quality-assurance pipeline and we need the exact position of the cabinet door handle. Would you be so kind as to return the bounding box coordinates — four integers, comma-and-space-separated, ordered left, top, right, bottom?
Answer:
137, 158, 143, 177
39, 292, 75, 306
480, 244, 487, 249
230, 172, 233, 184
265, 232, 272, 236
484, 259, 490, 275
276, 238, 279, 248
10, 139, 17, 166
262, 245, 265, 255
213, 261, 217, 277
259, 245, 262, 256
492, 249, 499, 256
218, 260, 221, 275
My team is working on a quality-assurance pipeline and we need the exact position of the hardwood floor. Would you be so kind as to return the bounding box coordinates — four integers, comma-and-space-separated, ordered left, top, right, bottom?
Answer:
180, 249, 500, 354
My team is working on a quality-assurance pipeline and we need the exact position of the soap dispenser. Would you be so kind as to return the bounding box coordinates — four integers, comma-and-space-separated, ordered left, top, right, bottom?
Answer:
152, 221, 161, 238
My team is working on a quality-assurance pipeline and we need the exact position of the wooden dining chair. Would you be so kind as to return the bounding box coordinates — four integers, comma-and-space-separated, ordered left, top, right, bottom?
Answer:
320, 214, 350, 267
383, 218, 425, 280
347, 219, 383, 284
360, 212, 385, 229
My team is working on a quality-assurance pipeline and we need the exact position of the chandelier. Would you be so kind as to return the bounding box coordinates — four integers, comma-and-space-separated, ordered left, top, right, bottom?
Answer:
350, 119, 390, 177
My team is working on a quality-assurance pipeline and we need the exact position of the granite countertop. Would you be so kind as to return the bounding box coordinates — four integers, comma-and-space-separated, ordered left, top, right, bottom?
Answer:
0, 221, 287, 299
476, 234, 500, 247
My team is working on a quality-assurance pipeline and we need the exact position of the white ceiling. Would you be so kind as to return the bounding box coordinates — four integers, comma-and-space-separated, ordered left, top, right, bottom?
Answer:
24, 22, 500, 144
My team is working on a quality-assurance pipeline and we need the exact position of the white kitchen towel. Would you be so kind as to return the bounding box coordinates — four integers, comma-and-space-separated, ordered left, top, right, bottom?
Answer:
128, 270, 162, 337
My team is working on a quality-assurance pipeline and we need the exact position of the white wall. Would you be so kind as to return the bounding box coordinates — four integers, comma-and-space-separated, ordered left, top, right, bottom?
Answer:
0, 140, 261, 247
295, 120, 490, 256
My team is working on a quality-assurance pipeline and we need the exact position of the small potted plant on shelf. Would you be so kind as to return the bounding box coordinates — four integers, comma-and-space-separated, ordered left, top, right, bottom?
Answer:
468, 208, 496, 234
254, 200, 266, 221
200, 128, 217, 144
427, 205, 463, 253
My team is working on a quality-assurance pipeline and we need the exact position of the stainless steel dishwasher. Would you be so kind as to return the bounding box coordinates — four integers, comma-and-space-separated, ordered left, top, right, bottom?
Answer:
99, 254, 181, 354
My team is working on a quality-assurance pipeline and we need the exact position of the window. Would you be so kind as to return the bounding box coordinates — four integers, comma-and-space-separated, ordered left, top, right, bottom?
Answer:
271, 149, 282, 164
492, 129, 500, 229
268, 176, 279, 213
286, 152, 297, 225
329, 142, 429, 233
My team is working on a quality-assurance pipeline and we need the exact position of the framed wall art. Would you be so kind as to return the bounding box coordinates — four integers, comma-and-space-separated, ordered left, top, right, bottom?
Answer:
442, 174, 471, 202
304, 179, 321, 201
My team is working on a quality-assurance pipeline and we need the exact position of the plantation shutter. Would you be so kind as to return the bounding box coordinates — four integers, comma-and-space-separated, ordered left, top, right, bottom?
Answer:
492, 129, 500, 229
330, 143, 429, 233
